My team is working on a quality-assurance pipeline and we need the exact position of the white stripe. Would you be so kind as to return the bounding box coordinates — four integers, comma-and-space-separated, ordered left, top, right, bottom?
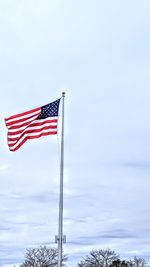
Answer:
8, 124, 57, 139
6, 109, 41, 123
9, 129, 57, 149
8, 119, 58, 141
8, 122, 57, 133
8, 117, 58, 131
6, 114, 40, 129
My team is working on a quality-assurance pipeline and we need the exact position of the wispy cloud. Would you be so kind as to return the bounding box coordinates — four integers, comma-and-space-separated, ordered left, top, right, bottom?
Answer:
0, 164, 9, 171
79, 229, 136, 240
121, 161, 150, 170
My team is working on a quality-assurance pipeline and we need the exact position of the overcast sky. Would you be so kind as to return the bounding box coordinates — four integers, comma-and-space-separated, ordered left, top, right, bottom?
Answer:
1, 0, 150, 266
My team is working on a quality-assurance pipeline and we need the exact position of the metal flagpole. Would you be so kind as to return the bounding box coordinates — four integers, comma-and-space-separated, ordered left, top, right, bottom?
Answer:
55, 92, 66, 267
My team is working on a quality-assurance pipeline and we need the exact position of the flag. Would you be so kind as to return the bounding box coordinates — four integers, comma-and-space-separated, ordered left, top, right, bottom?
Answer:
5, 99, 61, 152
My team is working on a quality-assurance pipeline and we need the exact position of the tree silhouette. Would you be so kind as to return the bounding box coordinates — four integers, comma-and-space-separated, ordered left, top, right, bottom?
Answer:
20, 246, 67, 267
127, 257, 148, 267
78, 249, 119, 267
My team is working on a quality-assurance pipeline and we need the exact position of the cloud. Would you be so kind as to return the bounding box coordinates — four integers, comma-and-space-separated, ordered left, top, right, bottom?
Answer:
121, 161, 150, 170
79, 229, 136, 240
0, 164, 9, 171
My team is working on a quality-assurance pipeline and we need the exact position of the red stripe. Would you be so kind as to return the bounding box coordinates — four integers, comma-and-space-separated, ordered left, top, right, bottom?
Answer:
8, 142, 18, 147
5, 107, 40, 122
8, 125, 57, 137
9, 132, 57, 151
8, 119, 58, 130
6, 112, 41, 127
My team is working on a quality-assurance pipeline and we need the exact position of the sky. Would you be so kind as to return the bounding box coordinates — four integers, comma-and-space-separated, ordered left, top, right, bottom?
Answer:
1, 0, 150, 266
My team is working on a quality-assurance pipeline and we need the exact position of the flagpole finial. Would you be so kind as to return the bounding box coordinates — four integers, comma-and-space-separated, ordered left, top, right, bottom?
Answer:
62, 92, 65, 97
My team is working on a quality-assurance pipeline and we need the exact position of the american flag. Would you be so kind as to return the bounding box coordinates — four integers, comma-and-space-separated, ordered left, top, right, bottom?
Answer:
5, 99, 61, 152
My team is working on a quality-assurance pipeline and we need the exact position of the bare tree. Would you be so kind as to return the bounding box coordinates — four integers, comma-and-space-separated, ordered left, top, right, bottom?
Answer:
127, 257, 148, 267
78, 249, 119, 267
110, 260, 129, 267
20, 246, 67, 267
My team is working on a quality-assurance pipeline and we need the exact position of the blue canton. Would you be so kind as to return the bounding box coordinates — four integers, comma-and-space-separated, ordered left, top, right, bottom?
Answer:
38, 99, 61, 119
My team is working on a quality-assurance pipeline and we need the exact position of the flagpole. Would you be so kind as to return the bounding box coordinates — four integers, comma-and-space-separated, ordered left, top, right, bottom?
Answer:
58, 92, 65, 267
